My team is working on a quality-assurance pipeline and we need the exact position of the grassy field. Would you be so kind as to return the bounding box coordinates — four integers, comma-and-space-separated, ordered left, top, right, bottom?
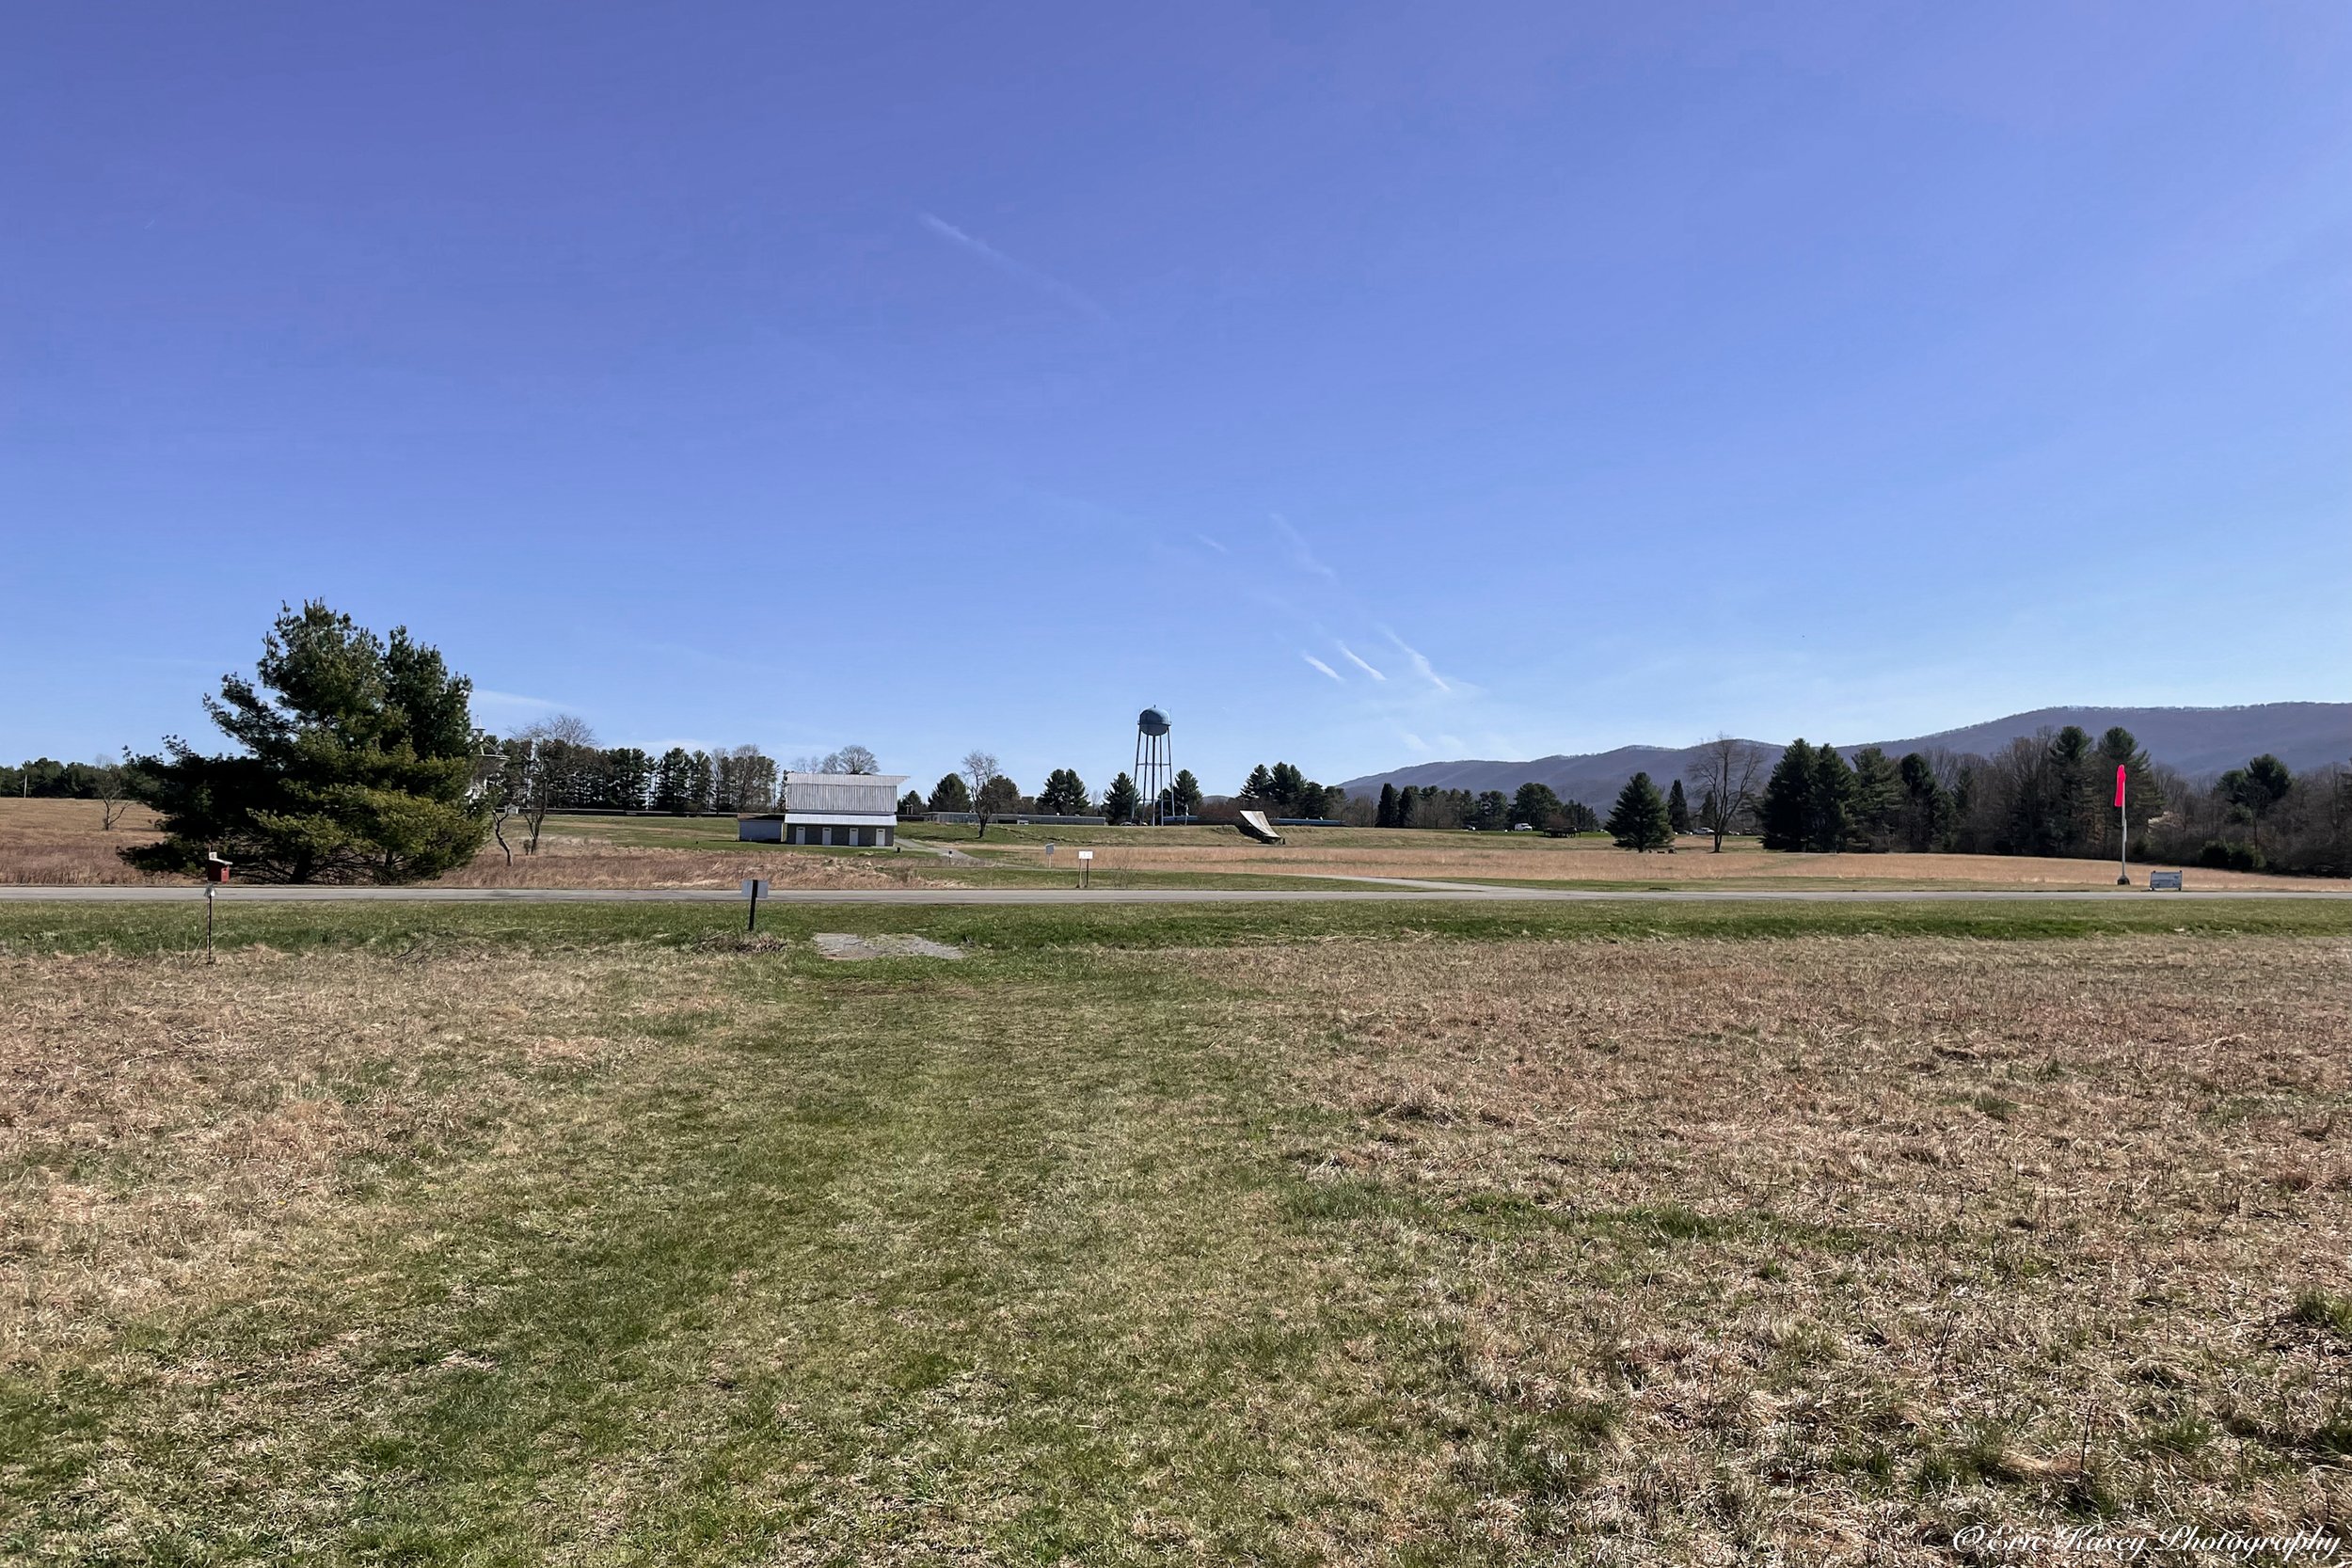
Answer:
0, 800, 171, 886
901, 821, 2317, 894
0, 804, 1354, 895
8, 800, 2327, 894
6, 897, 2352, 1562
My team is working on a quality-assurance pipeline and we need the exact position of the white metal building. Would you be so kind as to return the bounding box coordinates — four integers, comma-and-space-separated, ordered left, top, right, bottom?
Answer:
739, 772, 907, 847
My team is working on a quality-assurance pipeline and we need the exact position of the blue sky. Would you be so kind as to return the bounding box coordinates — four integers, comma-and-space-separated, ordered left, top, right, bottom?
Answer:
6, 4, 2348, 796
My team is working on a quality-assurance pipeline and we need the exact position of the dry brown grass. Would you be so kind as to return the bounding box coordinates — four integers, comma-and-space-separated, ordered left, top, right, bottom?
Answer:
1222, 934, 2352, 1556
0, 946, 671, 1374
0, 799, 169, 885
984, 835, 2316, 890
0, 801, 937, 889
9, 920, 2351, 1560
435, 832, 939, 889
9, 794, 2319, 893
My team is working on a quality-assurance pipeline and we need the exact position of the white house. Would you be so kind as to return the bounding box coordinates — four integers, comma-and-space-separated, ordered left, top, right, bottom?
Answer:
739, 772, 907, 847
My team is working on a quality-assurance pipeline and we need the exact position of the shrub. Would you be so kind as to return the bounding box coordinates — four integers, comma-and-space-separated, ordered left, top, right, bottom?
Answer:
2197, 840, 2265, 872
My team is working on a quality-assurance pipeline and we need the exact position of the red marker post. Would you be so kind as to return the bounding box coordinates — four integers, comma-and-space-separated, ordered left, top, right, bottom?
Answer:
2114, 765, 2129, 886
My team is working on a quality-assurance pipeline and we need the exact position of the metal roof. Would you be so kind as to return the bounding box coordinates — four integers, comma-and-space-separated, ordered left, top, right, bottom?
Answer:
780, 772, 908, 816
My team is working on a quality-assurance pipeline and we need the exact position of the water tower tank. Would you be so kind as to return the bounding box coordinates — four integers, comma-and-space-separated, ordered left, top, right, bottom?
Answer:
1133, 708, 1173, 823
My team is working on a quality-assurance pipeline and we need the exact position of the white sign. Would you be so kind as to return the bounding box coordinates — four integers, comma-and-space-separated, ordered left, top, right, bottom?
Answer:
1076, 850, 1093, 862
741, 879, 771, 897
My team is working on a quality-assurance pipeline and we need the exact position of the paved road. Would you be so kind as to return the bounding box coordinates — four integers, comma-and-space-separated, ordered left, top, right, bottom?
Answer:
3, 882, 2344, 906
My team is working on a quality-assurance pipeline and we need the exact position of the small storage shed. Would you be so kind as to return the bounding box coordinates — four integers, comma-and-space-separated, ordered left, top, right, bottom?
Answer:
739, 772, 908, 847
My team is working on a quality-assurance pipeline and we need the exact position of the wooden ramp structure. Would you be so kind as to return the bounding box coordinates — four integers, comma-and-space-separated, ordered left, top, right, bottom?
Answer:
1235, 810, 1284, 844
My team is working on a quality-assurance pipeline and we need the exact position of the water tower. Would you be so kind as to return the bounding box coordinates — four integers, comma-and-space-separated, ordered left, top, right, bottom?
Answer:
1134, 707, 1172, 825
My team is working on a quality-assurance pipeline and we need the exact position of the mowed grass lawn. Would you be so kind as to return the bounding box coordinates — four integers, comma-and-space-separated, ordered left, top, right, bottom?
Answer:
6, 901, 2352, 1563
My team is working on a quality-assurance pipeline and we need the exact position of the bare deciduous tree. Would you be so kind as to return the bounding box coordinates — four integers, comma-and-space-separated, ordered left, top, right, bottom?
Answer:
516, 715, 598, 854
790, 746, 876, 775
961, 750, 1006, 838
94, 753, 133, 832
465, 739, 518, 866
1690, 735, 1768, 852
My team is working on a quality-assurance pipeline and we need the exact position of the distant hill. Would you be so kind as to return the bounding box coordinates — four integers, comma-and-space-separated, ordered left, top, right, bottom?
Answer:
1335, 703, 2352, 809
1864, 705, 2352, 779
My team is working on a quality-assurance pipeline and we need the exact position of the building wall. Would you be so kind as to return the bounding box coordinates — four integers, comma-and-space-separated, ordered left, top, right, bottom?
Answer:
738, 816, 893, 847
786, 823, 893, 847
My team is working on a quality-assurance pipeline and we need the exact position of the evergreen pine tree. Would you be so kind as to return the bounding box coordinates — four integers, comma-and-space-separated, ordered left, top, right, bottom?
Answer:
1377, 782, 1399, 828
121, 601, 488, 883
1510, 781, 1562, 830
1809, 745, 1855, 851
605, 748, 653, 812
1758, 739, 1816, 851
653, 748, 694, 814
898, 789, 925, 817
1268, 762, 1307, 812
1242, 764, 1277, 800
1898, 753, 1950, 851
1847, 746, 1903, 852
2219, 754, 2293, 852
928, 772, 972, 812
1170, 769, 1202, 816
1606, 772, 1675, 852
1102, 771, 1141, 825
2046, 725, 2096, 855
1666, 779, 1691, 834
1037, 768, 1090, 816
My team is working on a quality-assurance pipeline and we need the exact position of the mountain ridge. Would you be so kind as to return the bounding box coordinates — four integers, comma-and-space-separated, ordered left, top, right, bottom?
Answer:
1335, 703, 2352, 808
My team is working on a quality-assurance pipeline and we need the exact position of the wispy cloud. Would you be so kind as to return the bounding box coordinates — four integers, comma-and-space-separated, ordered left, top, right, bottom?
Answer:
1301, 653, 1344, 683
1401, 731, 1430, 752
473, 689, 577, 725
475, 688, 564, 710
1336, 641, 1386, 681
918, 212, 1110, 322
1194, 532, 1229, 554
1381, 626, 1454, 694
1270, 513, 1338, 580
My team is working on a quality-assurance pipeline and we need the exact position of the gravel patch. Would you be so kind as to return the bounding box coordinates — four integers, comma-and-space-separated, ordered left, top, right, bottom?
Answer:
811, 932, 964, 961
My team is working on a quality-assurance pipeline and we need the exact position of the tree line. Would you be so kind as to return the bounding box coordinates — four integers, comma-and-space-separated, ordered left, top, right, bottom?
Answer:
1374, 782, 1601, 833
4, 757, 122, 799
1235, 763, 1343, 820
3, 755, 139, 829
1699, 725, 2351, 876
898, 758, 1360, 830
906, 762, 1209, 829
57, 599, 2352, 882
